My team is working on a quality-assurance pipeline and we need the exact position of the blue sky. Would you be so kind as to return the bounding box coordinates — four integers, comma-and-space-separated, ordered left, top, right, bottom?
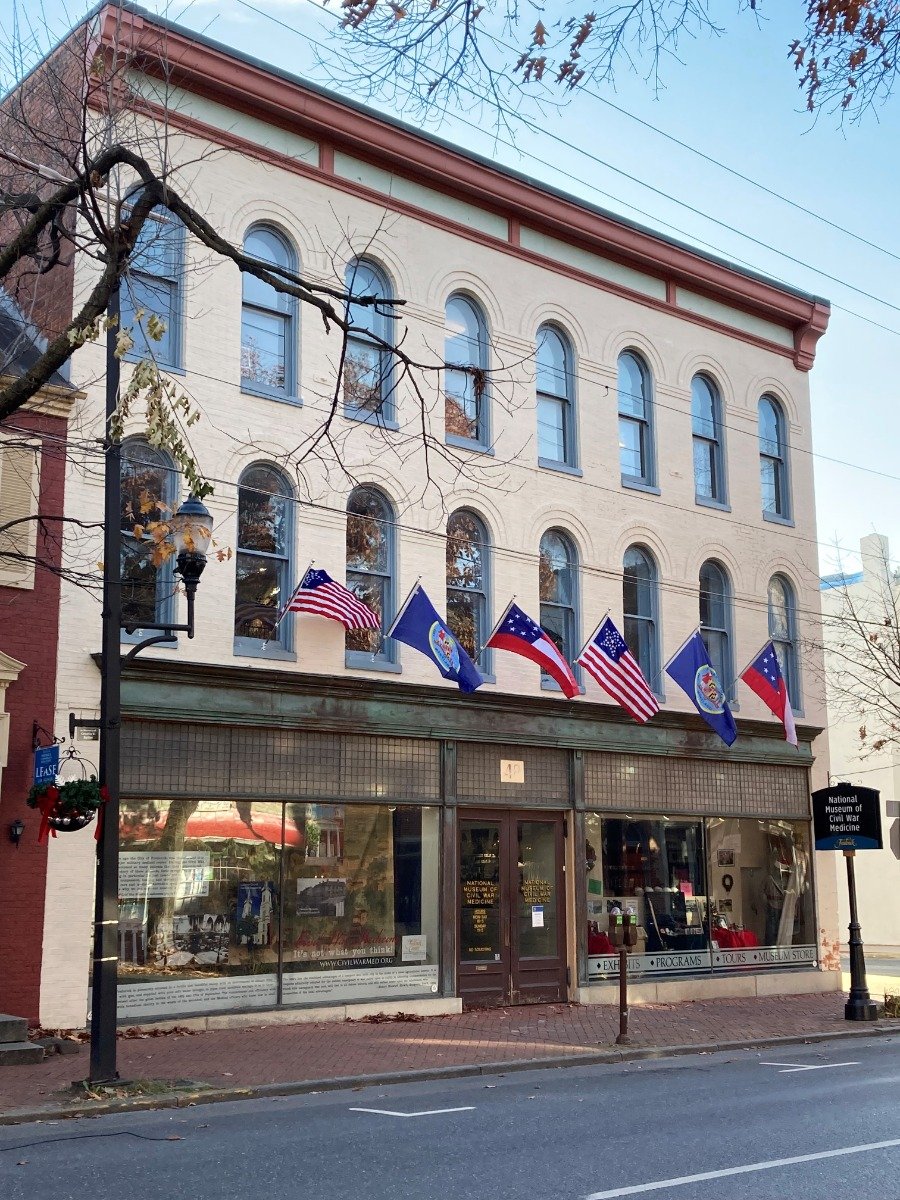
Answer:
12, 0, 900, 575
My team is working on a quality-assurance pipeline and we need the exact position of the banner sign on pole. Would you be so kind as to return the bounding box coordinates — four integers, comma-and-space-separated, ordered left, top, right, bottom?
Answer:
33, 744, 59, 787
812, 783, 882, 851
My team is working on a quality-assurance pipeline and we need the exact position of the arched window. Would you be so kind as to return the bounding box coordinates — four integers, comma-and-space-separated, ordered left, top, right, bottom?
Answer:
768, 574, 799, 708
241, 226, 296, 398
234, 465, 292, 651
446, 510, 490, 665
759, 396, 790, 520
539, 529, 578, 681
344, 258, 394, 420
120, 205, 184, 368
699, 560, 733, 694
691, 375, 725, 504
120, 438, 177, 634
444, 294, 489, 446
618, 352, 655, 487
623, 545, 660, 687
536, 325, 576, 467
346, 486, 395, 662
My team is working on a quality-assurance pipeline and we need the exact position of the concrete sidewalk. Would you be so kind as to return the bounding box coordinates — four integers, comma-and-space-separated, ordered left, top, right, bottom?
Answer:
1, 989, 895, 1122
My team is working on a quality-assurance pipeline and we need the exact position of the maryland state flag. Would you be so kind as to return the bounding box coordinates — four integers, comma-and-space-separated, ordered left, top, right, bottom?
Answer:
387, 584, 484, 693
665, 631, 737, 746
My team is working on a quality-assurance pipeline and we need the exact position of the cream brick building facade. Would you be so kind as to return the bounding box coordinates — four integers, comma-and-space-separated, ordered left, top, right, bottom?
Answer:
36, 3, 838, 1027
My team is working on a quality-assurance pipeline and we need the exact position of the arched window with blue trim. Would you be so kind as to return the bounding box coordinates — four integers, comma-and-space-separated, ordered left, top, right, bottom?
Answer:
447, 509, 491, 665
759, 396, 790, 520
234, 464, 293, 652
344, 258, 394, 420
536, 324, 576, 467
699, 559, 734, 694
346, 485, 395, 663
623, 544, 660, 687
241, 226, 296, 398
444, 294, 489, 446
120, 438, 177, 635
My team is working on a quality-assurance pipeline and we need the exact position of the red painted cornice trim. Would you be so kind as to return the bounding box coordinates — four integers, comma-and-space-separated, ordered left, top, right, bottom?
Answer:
99, 4, 830, 369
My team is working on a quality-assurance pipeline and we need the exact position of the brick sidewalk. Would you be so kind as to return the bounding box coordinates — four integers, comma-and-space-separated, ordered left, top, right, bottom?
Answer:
0, 990, 891, 1115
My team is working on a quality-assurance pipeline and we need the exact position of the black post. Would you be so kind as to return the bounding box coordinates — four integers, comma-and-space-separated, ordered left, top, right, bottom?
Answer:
89, 283, 122, 1082
844, 850, 878, 1022
616, 948, 629, 1045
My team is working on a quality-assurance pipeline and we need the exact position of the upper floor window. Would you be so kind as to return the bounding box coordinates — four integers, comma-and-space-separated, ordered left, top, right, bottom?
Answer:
120, 438, 176, 634
618, 351, 655, 487
121, 207, 183, 368
444, 294, 489, 446
759, 396, 790, 520
344, 258, 394, 421
446, 509, 490, 666
623, 544, 660, 688
234, 465, 292, 652
768, 574, 799, 709
346, 486, 395, 663
691, 374, 725, 504
539, 529, 578, 680
699, 559, 733, 695
536, 325, 576, 467
241, 226, 296, 399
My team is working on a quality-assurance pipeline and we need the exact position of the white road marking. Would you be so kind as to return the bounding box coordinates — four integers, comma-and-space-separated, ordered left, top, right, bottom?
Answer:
759, 1061, 860, 1073
349, 1106, 476, 1118
583, 1137, 900, 1198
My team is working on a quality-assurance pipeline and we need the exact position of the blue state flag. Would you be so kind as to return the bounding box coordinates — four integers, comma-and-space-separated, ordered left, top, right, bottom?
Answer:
387, 585, 484, 693
665, 631, 737, 746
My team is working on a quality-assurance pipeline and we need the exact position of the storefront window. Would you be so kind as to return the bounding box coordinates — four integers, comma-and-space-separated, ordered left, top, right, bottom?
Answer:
585, 813, 710, 979
117, 800, 439, 1018
707, 818, 814, 967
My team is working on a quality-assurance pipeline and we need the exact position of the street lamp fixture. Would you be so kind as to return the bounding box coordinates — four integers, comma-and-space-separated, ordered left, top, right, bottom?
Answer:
8, 818, 25, 847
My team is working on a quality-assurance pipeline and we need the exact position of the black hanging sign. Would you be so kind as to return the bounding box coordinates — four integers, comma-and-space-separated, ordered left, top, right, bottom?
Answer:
811, 783, 883, 851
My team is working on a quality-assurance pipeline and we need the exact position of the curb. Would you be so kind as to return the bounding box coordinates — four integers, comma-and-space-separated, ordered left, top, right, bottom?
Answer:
0, 1022, 895, 1127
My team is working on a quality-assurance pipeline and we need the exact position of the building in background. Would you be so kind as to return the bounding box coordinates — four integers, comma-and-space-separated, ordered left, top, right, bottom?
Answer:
821, 533, 900, 954
5, 2, 841, 1027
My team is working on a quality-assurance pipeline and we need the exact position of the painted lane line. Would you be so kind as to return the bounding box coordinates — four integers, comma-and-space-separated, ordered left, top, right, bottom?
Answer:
777, 1061, 860, 1073
583, 1137, 900, 1199
759, 1062, 808, 1068
349, 1106, 476, 1118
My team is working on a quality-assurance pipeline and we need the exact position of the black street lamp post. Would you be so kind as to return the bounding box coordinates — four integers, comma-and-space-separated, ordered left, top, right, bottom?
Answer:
75, 284, 212, 1083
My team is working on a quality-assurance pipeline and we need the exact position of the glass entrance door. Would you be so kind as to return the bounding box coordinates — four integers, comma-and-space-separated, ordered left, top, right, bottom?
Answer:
458, 812, 567, 1008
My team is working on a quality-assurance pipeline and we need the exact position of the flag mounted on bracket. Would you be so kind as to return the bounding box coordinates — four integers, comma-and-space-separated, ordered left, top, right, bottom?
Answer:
665, 630, 737, 746
740, 641, 798, 746
486, 601, 580, 698
387, 584, 484, 693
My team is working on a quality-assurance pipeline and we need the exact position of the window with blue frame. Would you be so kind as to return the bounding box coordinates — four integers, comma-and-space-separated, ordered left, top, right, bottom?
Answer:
241, 227, 296, 399
120, 438, 177, 635
234, 464, 293, 653
344, 258, 394, 421
120, 208, 184, 368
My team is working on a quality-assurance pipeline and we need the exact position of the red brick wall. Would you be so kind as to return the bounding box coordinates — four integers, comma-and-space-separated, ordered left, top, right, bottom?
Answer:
0, 408, 68, 1020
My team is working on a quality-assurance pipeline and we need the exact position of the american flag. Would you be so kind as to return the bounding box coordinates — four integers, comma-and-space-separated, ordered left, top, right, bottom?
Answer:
577, 616, 660, 723
283, 568, 380, 630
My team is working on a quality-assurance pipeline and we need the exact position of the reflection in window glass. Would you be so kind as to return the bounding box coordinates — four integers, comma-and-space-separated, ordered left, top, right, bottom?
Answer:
344, 259, 393, 417
120, 439, 176, 632
539, 529, 577, 675
346, 486, 393, 657
234, 465, 291, 646
759, 396, 789, 518
446, 510, 489, 663
536, 326, 574, 464
623, 545, 658, 684
121, 207, 183, 366
691, 375, 724, 502
241, 227, 294, 396
618, 352, 653, 484
585, 813, 709, 978
768, 574, 799, 708
444, 295, 488, 444
699, 560, 732, 695
707, 818, 813, 958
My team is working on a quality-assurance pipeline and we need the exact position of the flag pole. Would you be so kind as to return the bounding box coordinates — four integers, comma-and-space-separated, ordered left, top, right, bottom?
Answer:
734, 639, 773, 686
272, 560, 315, 630
662, 624, 703, 671
575, 608, 611, 662
385, 576, 422, 640
479, 595, 516, 655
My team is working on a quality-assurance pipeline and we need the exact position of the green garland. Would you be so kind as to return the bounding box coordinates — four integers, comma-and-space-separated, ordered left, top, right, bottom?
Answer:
26, 777, 108, 815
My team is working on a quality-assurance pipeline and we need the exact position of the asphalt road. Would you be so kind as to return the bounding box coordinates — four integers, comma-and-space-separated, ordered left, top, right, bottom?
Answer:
1, 1033, 898, 1200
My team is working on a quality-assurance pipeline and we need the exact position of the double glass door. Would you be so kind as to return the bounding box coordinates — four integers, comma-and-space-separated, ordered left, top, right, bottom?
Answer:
458, 811, 567, 1007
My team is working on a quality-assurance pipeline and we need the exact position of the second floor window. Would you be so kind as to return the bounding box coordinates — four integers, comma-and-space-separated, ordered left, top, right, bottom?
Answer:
623, 545, 660, 687
234, 465, 292, 650
346, 486, 394, 662
759, 396, 790, 520
446, 509, 490, 665
241, 226, 296, 398
768, 574, 799, 708
691, 374, 725, 504
536, 325, 575, 466
120, 207, 183, 368
539, 529, 578, 679
344, 259, 393, 420
120, 438, 176, 634
444, 294, 488, 446
699, 559, 733, 695
618, 351, 654, 486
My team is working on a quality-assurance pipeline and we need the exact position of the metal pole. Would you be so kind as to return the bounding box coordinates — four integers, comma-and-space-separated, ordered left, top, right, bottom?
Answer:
89, 283, 122, 1082
616, 947, 630, 1045
843, 850, 878, 1022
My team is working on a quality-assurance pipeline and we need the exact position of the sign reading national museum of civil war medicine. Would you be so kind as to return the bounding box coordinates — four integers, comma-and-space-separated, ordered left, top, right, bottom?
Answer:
811, 783, 883, 851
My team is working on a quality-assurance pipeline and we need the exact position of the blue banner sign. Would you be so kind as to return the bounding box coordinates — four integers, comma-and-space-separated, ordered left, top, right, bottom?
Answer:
33, 744, 59, 787
812, 783, 882, 851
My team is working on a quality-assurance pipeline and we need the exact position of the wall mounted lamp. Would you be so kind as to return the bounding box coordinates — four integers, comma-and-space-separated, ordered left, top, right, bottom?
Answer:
9, 818, 25, 848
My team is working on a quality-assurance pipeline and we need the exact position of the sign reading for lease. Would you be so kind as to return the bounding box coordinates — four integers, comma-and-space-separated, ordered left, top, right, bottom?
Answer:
812, 783, 882, 851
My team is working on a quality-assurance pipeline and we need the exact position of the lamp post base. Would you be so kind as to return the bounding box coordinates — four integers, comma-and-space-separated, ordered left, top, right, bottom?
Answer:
844, 996, 879, 1022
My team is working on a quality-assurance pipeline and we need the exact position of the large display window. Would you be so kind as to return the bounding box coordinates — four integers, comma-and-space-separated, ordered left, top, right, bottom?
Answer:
585, 814, 817, 982
117, 799, 439, 1019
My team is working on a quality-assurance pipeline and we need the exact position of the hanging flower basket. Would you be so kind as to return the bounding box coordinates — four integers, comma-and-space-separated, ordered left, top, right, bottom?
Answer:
26, 777, 109, 840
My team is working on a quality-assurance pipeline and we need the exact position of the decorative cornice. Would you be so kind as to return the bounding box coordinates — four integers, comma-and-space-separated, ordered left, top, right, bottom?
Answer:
0, 374, 82, 420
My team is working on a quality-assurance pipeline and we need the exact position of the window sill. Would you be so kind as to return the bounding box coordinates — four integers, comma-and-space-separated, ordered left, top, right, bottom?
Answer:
233, 639, 296, 661
621, 477, 660, 496
541, 676, 585, 696
121, 632, 178, 648
345, 651, 402, 673
240, 383, 302, 406
538, 457, 582, 477
445, 434, 494, 456
695, 495, 731, 513
344, 408, 400, 432
123, 353, 184, 376
763, 511, 794, 527
475, 671, 496, 685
